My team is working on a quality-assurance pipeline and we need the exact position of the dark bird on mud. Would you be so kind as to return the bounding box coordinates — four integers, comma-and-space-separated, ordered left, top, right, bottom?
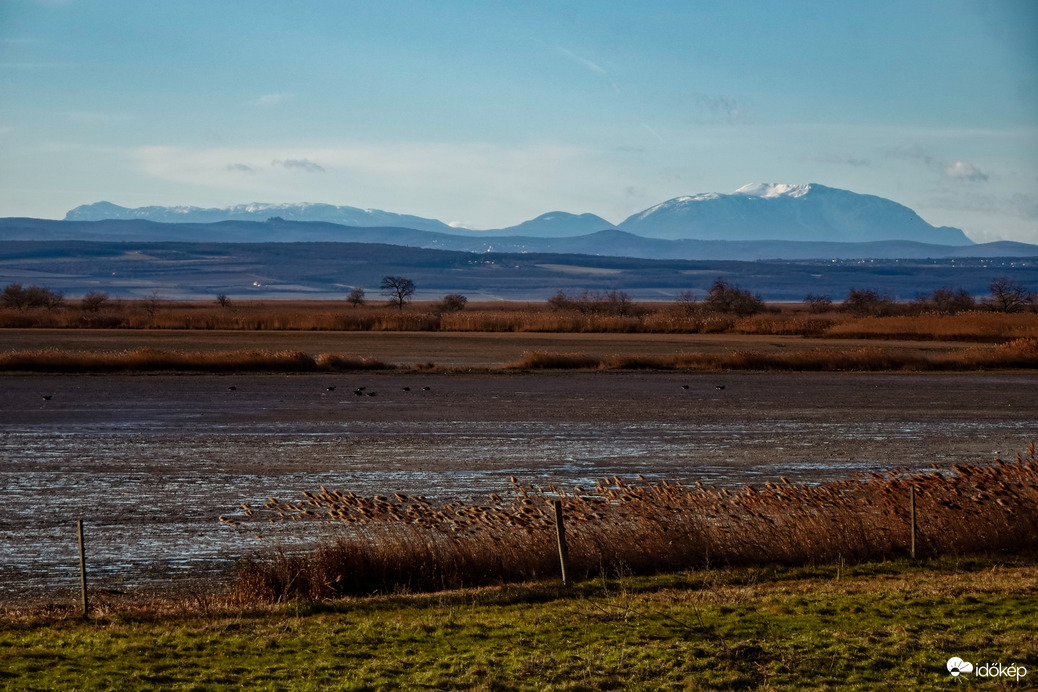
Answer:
228, 386, 237, 391
367, 391, 377, 397
402, 386, 410, 391
422, 386, 431, 391
715, 385, 725, 390
41, 395, 52, 401
326, 386, 336, 391
681, 385, 689, 390
354, 389, 364, 396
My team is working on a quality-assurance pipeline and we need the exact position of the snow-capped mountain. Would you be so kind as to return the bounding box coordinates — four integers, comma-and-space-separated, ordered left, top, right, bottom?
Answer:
63, 183, 972, 245
65, 201, 456, 234
618, 183, 972, 245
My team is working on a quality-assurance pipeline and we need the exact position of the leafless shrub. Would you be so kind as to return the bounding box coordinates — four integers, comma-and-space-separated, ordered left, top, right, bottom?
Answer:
704, 279, 764, 316
438, 294, 468, 313
843, 288, 898, 317
1, 283, 63, 310
347, 286, 366, 308
803, 294, 833, 314
912, 287, 976, 315
80, 291, 109, 313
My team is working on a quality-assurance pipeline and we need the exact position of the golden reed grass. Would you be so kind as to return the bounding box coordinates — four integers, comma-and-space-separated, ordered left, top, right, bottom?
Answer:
3, 301, 1035, 339
229, 444, 1038, 602
506, 338, 1038, 371
0, 348, 393, 373
2, 339, 1034, 373
824, 312, 1038, 341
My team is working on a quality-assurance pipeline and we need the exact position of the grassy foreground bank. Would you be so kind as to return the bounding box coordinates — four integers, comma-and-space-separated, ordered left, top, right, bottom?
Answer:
3, 558, 1036, 690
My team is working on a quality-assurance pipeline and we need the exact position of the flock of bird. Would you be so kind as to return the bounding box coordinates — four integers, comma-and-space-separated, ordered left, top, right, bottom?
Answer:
217, 383, 433, 397
41, 380, 724, 402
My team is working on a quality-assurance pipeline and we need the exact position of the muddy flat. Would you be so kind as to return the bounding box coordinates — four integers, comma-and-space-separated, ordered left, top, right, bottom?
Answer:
1, 370, 1035, 604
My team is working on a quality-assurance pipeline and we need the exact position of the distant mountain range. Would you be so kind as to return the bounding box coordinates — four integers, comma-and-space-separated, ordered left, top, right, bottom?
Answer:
62, 183, 972, 246
64, 200, 460, 234
3, 216, 1036, 262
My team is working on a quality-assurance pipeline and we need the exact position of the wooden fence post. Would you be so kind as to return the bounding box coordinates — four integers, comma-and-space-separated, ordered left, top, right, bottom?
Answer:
77, 519, 89, 618
553, 500, 569, 586
910, 486, 917, 560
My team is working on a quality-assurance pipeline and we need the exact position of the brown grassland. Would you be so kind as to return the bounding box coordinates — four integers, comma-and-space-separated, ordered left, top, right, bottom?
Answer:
0, 297, 1036, 337
1, 298, 1037, 372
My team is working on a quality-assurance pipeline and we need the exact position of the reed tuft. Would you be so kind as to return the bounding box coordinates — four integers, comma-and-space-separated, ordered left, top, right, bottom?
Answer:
229, 444, 1038, 603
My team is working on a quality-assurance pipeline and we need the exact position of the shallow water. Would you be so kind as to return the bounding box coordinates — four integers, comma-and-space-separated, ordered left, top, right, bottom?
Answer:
1, 372, 1034, 603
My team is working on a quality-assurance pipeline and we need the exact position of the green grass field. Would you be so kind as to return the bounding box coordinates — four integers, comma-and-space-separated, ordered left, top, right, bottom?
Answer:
3, 557, 1035, 691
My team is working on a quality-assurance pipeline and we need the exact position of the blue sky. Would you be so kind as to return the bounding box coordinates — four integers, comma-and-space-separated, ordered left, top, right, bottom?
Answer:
1, 0, 1036, 241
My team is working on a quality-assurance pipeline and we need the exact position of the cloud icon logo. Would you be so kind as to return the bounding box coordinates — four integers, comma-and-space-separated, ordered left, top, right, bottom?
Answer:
947, 657, 974, 677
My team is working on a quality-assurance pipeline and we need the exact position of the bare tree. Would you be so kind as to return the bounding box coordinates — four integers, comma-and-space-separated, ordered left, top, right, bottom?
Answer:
675, 290, 699, 317
81, 291, 109, 312
1, 284, 63, 310
843, 288, 896, 317
915, 287, 975, 315
142, 289, 164, 317
986, 277, 1034, 313
380, 276, 416, 310
704, 279, 764, 316
438, 293, 468, 313
803, 294, 833, 314
0, 283, 28, 310
347, 286, 366, 308
25, 285, 62, 309
215, 294, 232, 308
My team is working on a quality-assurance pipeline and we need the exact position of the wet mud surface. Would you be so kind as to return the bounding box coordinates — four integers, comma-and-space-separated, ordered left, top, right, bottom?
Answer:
1, 371, 1035, 604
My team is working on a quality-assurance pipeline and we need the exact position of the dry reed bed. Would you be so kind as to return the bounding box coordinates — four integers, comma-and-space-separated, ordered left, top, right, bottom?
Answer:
2, 338, 1035, 373
505, 337, 1038, 371
4, 304, 1037, 340
229, 444, 1038, 602
822, 312, 1038, 341
0, 348, 392, 373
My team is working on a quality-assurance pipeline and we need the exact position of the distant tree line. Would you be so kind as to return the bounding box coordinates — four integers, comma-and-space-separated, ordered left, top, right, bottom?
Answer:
1, 276, 1033, 317
0, 283, 64, 310
807, 277, 1035, 317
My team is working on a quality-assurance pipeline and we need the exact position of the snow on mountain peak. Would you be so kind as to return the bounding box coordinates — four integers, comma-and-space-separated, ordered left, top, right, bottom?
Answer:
734, 183, 812, 199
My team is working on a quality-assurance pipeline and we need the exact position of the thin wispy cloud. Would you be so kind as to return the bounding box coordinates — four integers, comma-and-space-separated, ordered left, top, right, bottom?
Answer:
687, 94, 753, 126
225, 163, 255, 173
944, 160, 989, 182
882, 145, 989, 183
253, 93, 289, 109
642, 124, 666, 143
556, 47, 606, 75
555, 46, 620, 93
273, 158, 325, 173
815, 153, 871, 168
66, 111, 136, 124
